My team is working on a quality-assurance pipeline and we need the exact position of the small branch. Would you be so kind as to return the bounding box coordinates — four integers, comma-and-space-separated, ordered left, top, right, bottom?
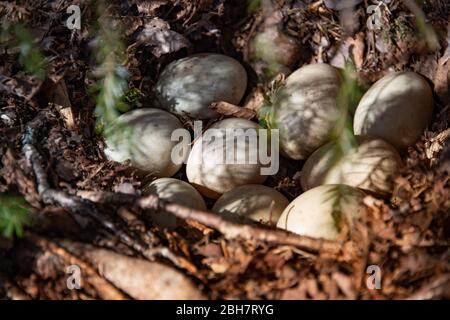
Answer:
76, 190, 137, 205
22, 110, 341, 259
138, 195, 342, 255
209, 101, 256, 120
21, 110, 198, 277
78, 190, 340, 254
21, 111, 156, 261
0, 74, 42, 100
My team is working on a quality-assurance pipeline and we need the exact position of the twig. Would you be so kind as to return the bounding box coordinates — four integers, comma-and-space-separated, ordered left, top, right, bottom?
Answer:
21, 110, 198, 275
76, 190, 137, 205
21, 111, 156, 261
209, 101, 256, 120
22, 110, 341, 259
72, 183, 340, 255
138, 195, 342, 255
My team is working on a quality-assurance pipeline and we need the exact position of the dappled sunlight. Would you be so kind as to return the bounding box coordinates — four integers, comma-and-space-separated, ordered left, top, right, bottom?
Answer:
154, 54, 248, 119
302, 136, 402, 194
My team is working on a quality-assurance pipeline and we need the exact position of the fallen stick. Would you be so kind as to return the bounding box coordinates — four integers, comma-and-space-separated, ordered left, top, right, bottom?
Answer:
21, 110, 198, 274
209, 101, 256, 119
22, 110, 341, 258
73, 189, 343, 255
138, 195, 342, 255
79, 189, 342, 254
21, 111, 155, 260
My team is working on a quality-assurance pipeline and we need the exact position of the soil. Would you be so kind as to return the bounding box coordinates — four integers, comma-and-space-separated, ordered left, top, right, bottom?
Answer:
0, 0, 449, 300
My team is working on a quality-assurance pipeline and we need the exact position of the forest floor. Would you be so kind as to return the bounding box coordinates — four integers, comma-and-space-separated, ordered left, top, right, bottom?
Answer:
0, 0, 450, 299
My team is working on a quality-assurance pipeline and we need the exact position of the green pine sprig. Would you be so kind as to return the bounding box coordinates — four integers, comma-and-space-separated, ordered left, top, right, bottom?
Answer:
0, 194, 31, 239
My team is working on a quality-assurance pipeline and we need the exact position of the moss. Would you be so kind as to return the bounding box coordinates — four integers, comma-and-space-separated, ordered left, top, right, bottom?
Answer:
121, 88, 141, 110
247, 0, 261, 12
394, 18, 411, 41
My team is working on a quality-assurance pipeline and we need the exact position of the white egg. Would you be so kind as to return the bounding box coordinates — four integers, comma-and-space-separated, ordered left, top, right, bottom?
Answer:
277, 185, 366, 240
104, 108, 183, 177
154, 53, 248, 120
354, 71, 434, 149
143, 178, 206, 210
142, 178, 206, 229
271, 63, 343, 160
186, 118, 268, 198
301, 137, 402, 194
212, 184, 289, 224
249, 26, 300, 77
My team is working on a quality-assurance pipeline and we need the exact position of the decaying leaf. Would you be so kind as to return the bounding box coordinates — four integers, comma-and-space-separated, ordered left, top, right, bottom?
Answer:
0, 74, 42, 100
1, 0, 450, 302
434, 26, 450, 104
330, 33, 365, 69
44, 80, 75, 130
209, 101, 256, 119
135, 18, 190, 57
134, 0, 167, 16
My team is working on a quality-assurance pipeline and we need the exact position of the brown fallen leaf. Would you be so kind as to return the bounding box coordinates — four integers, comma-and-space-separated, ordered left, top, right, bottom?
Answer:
439, 136, 450, 174
0, 73, 42, 100
209, 101, 256, 120
1, 279, 31, 300
434, 26, 450, 105
242, 86, 265, 113
134, 18, 190, 57
44, 79, 76, 130
134, 0, 167, 15
330, 32, 365, 69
